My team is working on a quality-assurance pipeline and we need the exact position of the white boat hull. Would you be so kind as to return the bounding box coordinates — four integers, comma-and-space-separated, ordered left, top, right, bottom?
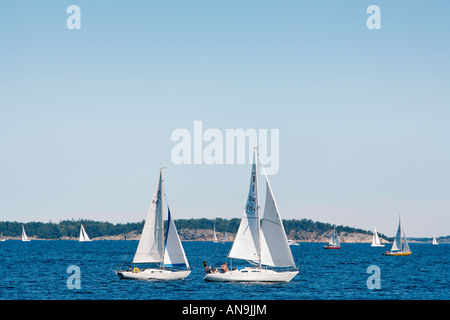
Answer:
116, 268, 191, 281
204, 267, 298, 282
371, 244, 385, 247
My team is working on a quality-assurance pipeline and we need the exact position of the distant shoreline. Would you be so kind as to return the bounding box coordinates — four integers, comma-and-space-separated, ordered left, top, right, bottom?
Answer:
2, 219, 448, 243
1, 233, 441, 244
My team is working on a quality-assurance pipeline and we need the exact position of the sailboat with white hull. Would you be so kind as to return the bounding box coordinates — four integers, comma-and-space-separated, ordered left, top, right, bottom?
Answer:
371, 227, 385, 247
116, 168, 191, 280
383, 216, 411, 256
204, 149, 298, 282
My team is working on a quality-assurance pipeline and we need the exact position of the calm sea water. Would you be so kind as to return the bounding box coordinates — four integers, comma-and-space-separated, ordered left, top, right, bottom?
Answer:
0, 241, 448, 300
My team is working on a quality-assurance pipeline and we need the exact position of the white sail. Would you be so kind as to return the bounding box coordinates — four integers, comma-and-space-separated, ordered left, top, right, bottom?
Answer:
329, 226, 335, 245
213, 225, 218, 242
335, 229, 340, 247
259, 175, 296, 268
227, 154, 260, 263
163, 207, 189, 268
22, 225, 30, 241
390, 217, 402, 252
132, 170, 164, 264
402, 229, 411, 253
372, 227, 381, 245
79, 224, 91, 242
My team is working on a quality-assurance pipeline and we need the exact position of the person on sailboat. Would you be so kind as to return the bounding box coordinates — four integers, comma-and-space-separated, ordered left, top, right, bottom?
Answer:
221, 262, 229, 273
203, 261, 211, 273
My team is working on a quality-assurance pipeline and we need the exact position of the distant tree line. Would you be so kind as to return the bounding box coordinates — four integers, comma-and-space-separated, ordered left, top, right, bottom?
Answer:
0, 220, 144, 239
0, 218, 382, 240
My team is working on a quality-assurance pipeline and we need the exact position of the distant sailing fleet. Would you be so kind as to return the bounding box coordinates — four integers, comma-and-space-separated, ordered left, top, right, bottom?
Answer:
2, 148, 442, 282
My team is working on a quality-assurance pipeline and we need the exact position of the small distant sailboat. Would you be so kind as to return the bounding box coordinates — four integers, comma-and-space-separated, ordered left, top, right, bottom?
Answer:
204, 149, 298, 282
323, 225, 340, 249
432, 235, 438, 246
221, 231, 227, 243
371, 227, 385, 247
213, 224, 219, 243
0, 233, 5, 241
116, 168, 191, 281
383, 216, 411, 256
22, 225, 30, 242
79, 224, 91, 242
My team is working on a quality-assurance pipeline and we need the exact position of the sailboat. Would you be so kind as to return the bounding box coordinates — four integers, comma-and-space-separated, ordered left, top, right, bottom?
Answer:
432, 235, 438, 245
221, 231, 227, 243
22, 225, 30, 242
204, 149, 298, 282
213, 224, 219, 243
383, 216, 412, 256
116, 168, 191, 280
79, 224, 91, 242
371, 227, 385, 247
323, 225, 340, 249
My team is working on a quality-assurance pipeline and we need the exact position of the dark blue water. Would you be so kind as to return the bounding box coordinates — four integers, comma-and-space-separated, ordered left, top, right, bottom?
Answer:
0, 241, 448, 300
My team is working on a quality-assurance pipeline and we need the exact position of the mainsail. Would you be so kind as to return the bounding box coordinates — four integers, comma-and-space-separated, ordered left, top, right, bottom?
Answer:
227, 152, 260, 263
133, 170, 164, 264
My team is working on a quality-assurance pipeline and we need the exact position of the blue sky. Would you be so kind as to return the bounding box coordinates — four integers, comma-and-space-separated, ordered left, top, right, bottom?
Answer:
1, 1, 449, 237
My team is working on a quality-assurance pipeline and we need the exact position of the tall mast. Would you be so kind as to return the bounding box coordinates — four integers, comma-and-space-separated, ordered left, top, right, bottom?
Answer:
160, 167, 165, 269
255, 148, 261, 269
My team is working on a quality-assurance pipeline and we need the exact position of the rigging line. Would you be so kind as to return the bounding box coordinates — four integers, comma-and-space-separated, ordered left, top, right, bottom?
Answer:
210, 164, 248, 260
223, 163, 249, 228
